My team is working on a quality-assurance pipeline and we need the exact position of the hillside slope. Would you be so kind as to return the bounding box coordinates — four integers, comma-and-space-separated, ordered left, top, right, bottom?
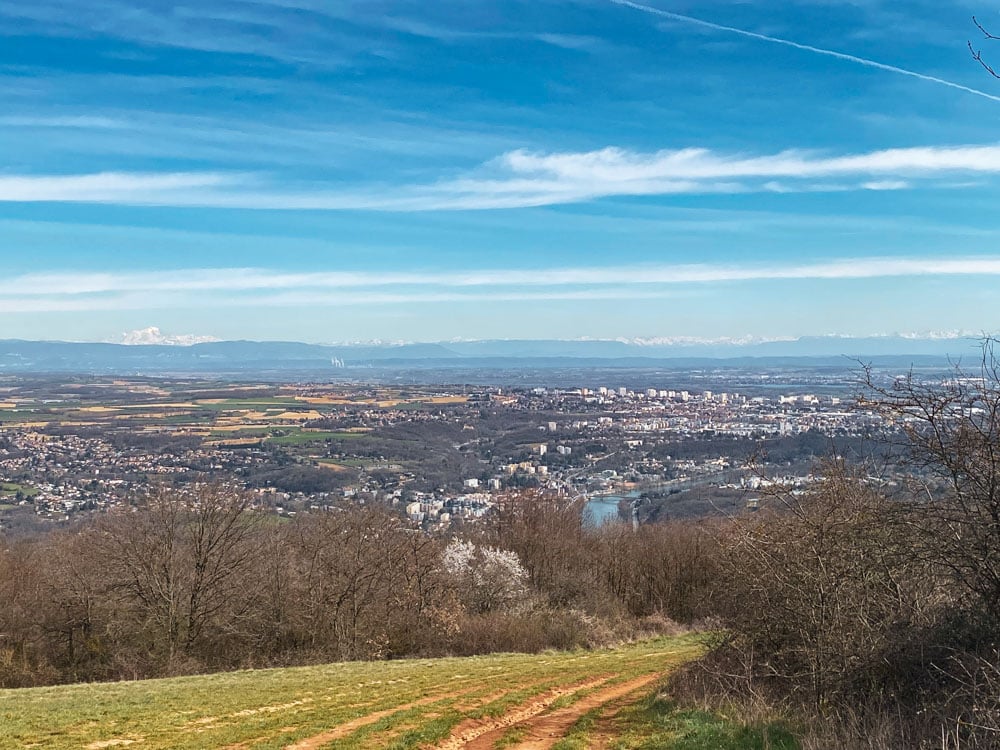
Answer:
0, 636, 704, 750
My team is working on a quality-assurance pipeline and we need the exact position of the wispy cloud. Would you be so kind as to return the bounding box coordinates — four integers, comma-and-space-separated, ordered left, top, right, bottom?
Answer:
379, 15, 606, 51
0, 115, 130, 129
499, 144, 1000, 179
0, 103, 511, 169
3, 256, 1000, 313
0, 172, 243, 203
0, 0, 360, 66
609, 0, 1000, 104
0, 0, 602, 70
3, 143, 1000, 209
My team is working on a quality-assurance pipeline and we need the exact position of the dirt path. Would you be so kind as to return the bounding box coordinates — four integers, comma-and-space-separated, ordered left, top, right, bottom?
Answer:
432, 671, 663, 750
433, 673, 663, 750
509, 673, 661, 750
432, 677, 613, 750
282, 689, 470, 750
278, 676, 556, 750
216, 683, 479, 749
579, 695, 639, 750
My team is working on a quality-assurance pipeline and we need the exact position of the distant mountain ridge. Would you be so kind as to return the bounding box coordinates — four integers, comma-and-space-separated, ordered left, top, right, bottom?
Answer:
0, 335, 984, 375
443, 336, 984, 360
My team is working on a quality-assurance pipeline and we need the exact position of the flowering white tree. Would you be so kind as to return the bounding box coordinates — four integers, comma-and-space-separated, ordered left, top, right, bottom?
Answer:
441, 539, 530, 614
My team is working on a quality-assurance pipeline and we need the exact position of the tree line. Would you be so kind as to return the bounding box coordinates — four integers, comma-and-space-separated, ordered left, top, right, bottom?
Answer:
0, 486, 716, 687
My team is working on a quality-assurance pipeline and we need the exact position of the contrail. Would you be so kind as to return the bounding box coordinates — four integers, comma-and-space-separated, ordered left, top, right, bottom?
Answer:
610, 0, 1000, 104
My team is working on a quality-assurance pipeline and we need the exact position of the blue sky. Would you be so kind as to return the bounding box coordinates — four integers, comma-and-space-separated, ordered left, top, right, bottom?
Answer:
3, 0, 1000, 344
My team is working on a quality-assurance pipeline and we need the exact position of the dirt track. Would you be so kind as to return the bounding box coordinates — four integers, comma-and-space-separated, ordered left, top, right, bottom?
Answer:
281, 685, 480, 750
434, 672, 662, 749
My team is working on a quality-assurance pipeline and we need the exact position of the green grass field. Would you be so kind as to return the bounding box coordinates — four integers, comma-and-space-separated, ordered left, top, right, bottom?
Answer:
0, 482, 38, 498
195, 399, 310, 411
268, 431, 360, 446
0, 409, 49, 422
204, 429, 358, 445
0, 635, 781, 750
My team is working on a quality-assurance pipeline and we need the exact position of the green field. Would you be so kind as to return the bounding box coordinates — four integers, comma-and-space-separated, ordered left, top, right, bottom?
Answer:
0, 410, 49, 422
208, 428, 271, 438
0, 635, 764, 750
195, 399, 310, 411
268, 430, 359, 446
0, 482, 38, 498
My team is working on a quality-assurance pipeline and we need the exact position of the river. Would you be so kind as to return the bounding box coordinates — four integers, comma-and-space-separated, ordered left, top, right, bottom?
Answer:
584, 491, 639, 526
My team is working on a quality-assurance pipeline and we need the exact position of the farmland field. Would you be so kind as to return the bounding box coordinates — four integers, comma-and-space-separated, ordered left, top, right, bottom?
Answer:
268, 430, 366, 446
0, 636, 717, 750
0, 482, 37, 497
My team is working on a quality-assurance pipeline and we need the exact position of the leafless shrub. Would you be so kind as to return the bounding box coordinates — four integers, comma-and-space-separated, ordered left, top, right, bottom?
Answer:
711, 462, 943, 711
861, 341, 1000, 624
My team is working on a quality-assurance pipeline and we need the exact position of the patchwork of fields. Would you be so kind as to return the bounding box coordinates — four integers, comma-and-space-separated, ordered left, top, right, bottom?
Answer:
0, 382, 448, 445
0, 636, 706, 750
0, 379, 485, 527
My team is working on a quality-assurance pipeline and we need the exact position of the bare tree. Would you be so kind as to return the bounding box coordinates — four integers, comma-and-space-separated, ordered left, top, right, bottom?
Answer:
291, 506, 428, 660
94, 484, 261, 670
487, 490, 598, 608
862, 340, 1000, 625
38, 528, 111, 679
0, 540, 50, 686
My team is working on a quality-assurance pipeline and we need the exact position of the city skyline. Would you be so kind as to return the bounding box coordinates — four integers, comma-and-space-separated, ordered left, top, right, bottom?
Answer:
3, 0, 1000, 342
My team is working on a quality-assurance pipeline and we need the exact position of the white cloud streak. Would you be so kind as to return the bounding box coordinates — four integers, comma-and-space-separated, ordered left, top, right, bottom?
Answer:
0, 115, 130, 129
608, 0, 1000, 104
501, 144, 1000, 179
0, 172, 242, 203
3, 143, 1000, 209
4, 255, 1000, 313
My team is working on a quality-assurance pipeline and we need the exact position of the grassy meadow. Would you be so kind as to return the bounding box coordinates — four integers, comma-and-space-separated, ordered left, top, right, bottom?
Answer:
0, 635, 792, 750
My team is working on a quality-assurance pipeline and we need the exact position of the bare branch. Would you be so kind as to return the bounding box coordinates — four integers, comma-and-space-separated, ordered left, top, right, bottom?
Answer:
970, 16, 1000, 78
970, 41, 1000, 78
974, 16, 1000, 40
